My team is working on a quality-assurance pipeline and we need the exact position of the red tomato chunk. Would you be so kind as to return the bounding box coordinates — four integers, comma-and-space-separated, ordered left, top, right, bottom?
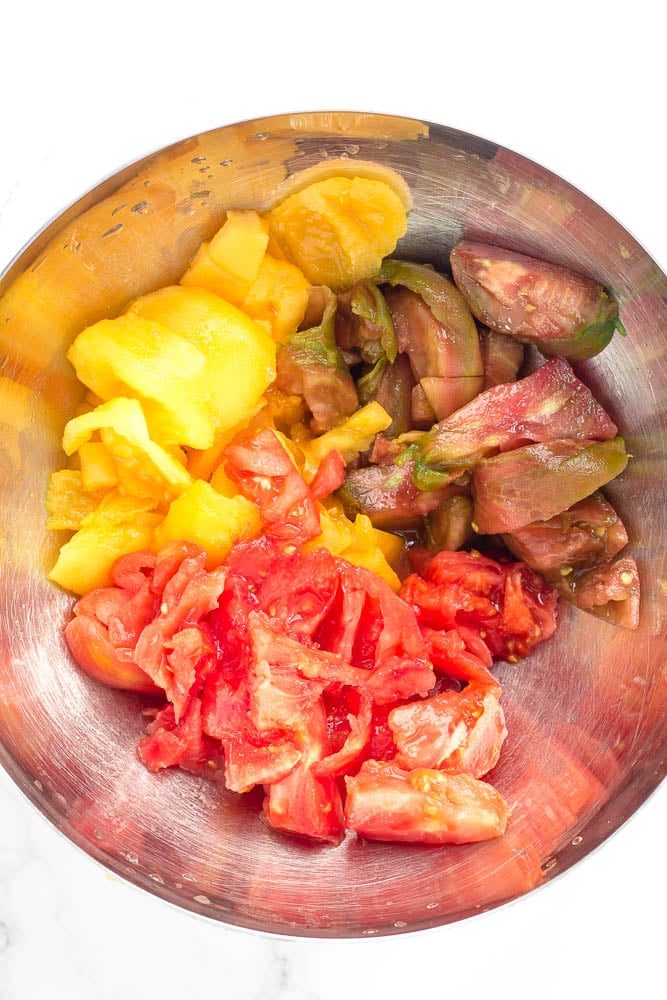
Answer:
67, 533, 558, 846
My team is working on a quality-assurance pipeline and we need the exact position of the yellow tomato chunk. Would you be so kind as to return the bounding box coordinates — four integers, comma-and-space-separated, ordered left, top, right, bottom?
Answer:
45, 470, 106, 531
127, 286, 276, 437
181, 210, 269, 305
67, 314, 213, 448
78, 441, 119, 492
241, 255, 310, 342
268, 177, 408, 290
305, 501, 403, 592
154, 479, 261, 568
299, 401, 392, 476
62, 397, 192, 501
48, 493, 161, 594
343, 514, 402, 591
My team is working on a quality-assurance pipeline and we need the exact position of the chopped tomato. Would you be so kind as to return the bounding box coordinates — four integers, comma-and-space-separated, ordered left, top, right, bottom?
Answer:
252, 547, 341, 642
246, 611, 332, 732
224, 427, 321, 541
64, 614, 159, 693
420, 356, 617, 469
344, 760, 509, 844
309, 448, 346, 499
201, 672, 301, 792
138, 699, 220, 776
262, 701, 345, 844
401, 549, 558, 662
133, 553, 226, 719
314, 694, 372, 778
388, 684, 507, 777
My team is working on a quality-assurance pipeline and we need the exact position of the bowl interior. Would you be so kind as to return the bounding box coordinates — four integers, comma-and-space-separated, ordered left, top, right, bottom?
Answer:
0, 111, 665, 936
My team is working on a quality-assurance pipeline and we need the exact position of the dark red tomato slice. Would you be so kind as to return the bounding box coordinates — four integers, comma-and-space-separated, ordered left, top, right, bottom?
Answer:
388, 684, 507, 777
471, 437, 628, 535
503, 491, 628, 579
562, 555, 640, 629
262, 701, 345, 844
224, 427, 321, 541
344, 760, 509, 844
449, 241, 620, 360
420, 356, 617, 468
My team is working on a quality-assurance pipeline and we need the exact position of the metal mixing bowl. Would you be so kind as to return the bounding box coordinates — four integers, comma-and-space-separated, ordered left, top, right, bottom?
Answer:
0, 112, 665, 937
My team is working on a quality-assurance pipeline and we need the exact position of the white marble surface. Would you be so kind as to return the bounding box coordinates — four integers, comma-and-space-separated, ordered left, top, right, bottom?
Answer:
1, 4, 665, 997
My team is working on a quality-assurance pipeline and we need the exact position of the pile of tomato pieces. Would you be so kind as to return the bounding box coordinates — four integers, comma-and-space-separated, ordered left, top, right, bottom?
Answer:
65, 428, 558, 845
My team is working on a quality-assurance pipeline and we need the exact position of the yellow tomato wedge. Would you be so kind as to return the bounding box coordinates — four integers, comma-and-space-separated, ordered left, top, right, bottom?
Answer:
67, 314, 214, 448
127, 286, 276, 439
48, 493, 161, 594
62, 397, 192, 500
268, 176, 408, 290
153, 479, 261, 569
181, 210, 269, 306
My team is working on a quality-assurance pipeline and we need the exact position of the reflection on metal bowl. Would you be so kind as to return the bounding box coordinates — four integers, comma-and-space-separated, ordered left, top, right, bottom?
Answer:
0, 112, 665, 937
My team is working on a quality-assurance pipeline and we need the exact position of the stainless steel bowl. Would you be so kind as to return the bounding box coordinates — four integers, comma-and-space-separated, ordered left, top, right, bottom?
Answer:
0, 111, 665, 937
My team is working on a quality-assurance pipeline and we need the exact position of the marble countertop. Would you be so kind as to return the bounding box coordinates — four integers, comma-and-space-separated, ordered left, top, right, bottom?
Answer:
1, 5, 665, 997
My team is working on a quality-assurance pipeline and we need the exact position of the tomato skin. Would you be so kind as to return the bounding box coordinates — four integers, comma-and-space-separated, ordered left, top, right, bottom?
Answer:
344, 760, 509, 844
420, 356, 617, 469
64, 614, 159, 693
